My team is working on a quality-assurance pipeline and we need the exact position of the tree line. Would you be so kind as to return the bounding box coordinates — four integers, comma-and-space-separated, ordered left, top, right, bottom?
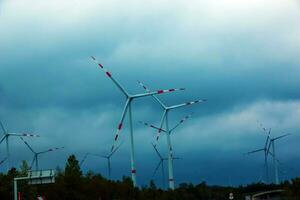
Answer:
0, 155, 299, 200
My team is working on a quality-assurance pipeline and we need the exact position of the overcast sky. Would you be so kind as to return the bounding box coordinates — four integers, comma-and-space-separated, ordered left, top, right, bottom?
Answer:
0, 0, 300, 187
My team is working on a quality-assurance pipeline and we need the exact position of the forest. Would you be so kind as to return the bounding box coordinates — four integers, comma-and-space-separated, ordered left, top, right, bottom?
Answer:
0, 155, 299, 200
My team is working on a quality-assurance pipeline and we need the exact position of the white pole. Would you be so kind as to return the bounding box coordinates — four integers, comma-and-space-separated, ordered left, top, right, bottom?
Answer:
36, 154, 39, 171
273, 141, 279, 184
128, 101, 137, 187
108, 158, 111, 180
6, 136, 10, 172
14, 179, 17, 200
264, 153, 269, 184
165, 111, 175, 190
161, 160, 166, 189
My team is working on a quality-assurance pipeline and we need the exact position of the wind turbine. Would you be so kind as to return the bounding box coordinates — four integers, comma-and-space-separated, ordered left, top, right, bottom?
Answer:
151, 143, 180, 189
90, 56, 183, 187
80, 143, 122, 179
139, 113, 193, 137
0, 120, 39, 171
267, 133, 290, 184
19, 137, 64, 170
138, 80, 206, 189
247, 123, 272, 183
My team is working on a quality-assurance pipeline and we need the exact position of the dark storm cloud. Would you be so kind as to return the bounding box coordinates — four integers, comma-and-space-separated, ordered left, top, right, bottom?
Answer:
0, 0, 300, 186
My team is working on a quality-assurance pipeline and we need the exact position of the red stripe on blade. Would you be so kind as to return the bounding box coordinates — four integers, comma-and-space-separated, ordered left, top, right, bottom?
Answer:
157, 90, 163, 94
169, 89, 175, 92
98, 63, 103, 68
131, 169, 136, 174
118, 123, 123, 130
106, 72, 112, 77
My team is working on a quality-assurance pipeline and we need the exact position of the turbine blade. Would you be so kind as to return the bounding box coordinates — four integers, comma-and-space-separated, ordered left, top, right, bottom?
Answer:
0, 157, 7, 165
30, 156, 35, 170
0, 121, 6, 134
89, 153, 107, 159
246, 148, 265, 154
152, 142, 163, 159
172, 157, 182, 160
266, 140, 272, 155
137, 80, 151, 92
152, 160, 163, 178
137, 80, 181, 108
9, 133, 40, 137
272, 133, 291, 141
80, 153, 89, 166
19, 137, 36, 154
256, 120, 270, 135
139, 121, 166, 133
110, 99, 130, 152
264, 130, 271, 149
109, 141, 123, 157
154, 110, 167, 145
91, 56, 129, 96
131, 87, 185, 98
38, 146, 64, 154
167, 99, 207, 110
170, 113, 193, 133
0, 135, 6, 144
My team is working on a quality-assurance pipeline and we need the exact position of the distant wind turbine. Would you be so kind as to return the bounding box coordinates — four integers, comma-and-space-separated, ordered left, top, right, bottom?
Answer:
19, 137, 64, 170
247, 122, 272, 183
0, 120, 39, 171
80, 143, 122, 180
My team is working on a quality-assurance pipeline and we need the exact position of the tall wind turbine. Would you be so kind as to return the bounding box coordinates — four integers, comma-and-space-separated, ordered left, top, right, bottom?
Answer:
138, 80, 206, 189
247, 126, 272, 183
19, 137, 64, 170
267, 133, 290, 184
151, 143, 180, 189
80, 143, 122, 180
90, 57, 183, 187
0, 121, 39, 171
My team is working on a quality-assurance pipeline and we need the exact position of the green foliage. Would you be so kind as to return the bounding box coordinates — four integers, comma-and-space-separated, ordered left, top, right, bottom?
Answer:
0, 155, 299, 200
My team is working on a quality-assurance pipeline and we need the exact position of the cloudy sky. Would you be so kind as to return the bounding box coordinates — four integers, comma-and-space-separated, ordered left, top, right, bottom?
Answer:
0, 0, 300, 187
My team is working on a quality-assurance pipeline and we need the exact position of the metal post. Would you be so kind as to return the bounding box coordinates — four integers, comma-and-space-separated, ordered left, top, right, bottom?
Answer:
165, 111, 175, 190
264, 153, 269, 184
161, 160, 165, 189
14, 179, 17, 200
272, 141, 279, 184
6, 136, 10, 172
128, 101, 137, 187
36, 154, 38, 171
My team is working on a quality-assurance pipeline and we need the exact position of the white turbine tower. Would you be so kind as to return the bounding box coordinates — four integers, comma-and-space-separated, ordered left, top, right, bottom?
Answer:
0, 121, 39, 172
19, 137, 64, 170
138, 80, 206, 189
90, 56, 184, 187
267, 133, 290, 184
